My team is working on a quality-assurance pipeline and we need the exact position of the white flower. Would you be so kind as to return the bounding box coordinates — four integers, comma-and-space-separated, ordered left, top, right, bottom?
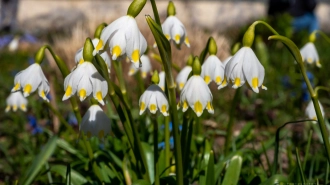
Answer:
12, 63, 50, 101
75, 39, 111, 73
5, 91, 28, 112
161, 16, 190, 49
158, 71, 166, 91
180, 76, 213, 117
305, 100, 324, 120
300, 42, 321, 67
223, 56, 232, 66
128, 54, 152, 78
201, 55, 225, 86
62, 62, 108, 105
176, 66, 191, 91
98, 16, 147, 68
139, 84, 169, 116
80, 105, 111, 140
224, 47, 266, 93
8, 36, 19, 52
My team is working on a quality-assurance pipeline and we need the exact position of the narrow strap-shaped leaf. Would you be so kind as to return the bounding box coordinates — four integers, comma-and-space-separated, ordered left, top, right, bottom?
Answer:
221, 153, 243, 185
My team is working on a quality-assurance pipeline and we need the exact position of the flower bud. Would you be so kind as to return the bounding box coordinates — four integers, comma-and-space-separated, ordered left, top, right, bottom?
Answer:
208, 37, 217, 55
151, 70, 160, 84
94, 23, 107, 39
231, 42, 241, 55
242, 23, 256, 47
187, 54, 193, 66
167, 1, 176, 16
127, 0, 147, 18
192, 57, 201, 75
83, 38, 94, 62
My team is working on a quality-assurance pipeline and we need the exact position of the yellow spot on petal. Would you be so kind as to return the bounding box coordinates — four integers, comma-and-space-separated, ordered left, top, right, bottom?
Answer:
23, 84, 32, 95
150, 104, 157, 112
252, 77, 258, 89
96, 91, 102, 101
316, 61, 321, 67
79, 58, 84, 64
98, 130, 105, 139
165, 34, 170, 40
14, 83, 20, 91
307, 58, 313, 63
40, 91, 46, 98
86, 131, 92, 138
79, 89, 86, 99
65, 86, 72, 97
161, 105, 167, 113
183, 101, 188, 110
207, 102, 213, 111
194, 101, 203, 114
13, 105, 17, 111
175, 34, 180, 42
96, 39, 103, 51
129, 68, 135, 74
140, 102, 145, 111
204, 76, 211, 84
5, 105, 10, 112
179, 83, 184, 90
312, 116, 317, 120
141, 72, 147, 78
21, 104, 26, 111
132, 50, 140, 63
234, 78, 240, 87
215, 76, 221, 84
221, 77, 227, 86
112, 45, 122, 58
185, 37, 190, 45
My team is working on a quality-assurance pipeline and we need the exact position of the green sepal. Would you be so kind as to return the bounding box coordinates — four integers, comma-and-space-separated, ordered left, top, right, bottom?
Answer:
231, 42, 241, 55
83, 38, 94, 62
167, 1, 176, 16
94, 23, 107, 39
151, 70, 160, 84
35, 46, 46, 64
192, 57, 201, 75
243, 23, 256, 47
186, 54, 193, 66
127, 0, 147, 18
208, 37, 217, 55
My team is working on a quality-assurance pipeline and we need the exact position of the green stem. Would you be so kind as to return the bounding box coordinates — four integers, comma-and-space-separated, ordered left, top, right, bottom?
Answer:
45, 102, 75, 135
295, 148, 306, 183
303, 129, 313, 170
224, 88, 241, 156
312, 30, 330, 44
153, 119, 160, 185
146, 15, 183, 185
136, 71, 145, 96
164, 116, 170, 176
94, 54, 150, 182
113, 60, 130, 107
183, 119, 193, 176
326, 162, 329, 185
314, 86, 330, 96
269, 34, 330, 167
149, 0, 161, 26
272, 119, 315, 175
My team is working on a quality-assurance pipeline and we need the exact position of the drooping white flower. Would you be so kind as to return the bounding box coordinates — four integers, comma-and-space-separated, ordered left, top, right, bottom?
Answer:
5, 91, 28, 112
80, 104, 111, 140
305, 100, 324, 120
300, 42, 321, 67
201, 55, 225, 86
180, 76, 214, 117
217, 56, 232, 89
158, 71, 166, 91
128, 54, 152, 78
139, 84, 169, 116
75, 39, 111, 73
62, 62, 108, 105
176, 66, 192, 91
224, 47, 266, 93
97, 16, 147, 68
12, 63, 50, 101
223, 56, 232, 66
161, 16, 190, 49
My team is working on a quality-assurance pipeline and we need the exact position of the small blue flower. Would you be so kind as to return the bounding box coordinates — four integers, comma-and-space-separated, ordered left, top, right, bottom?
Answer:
160, 122, 182, 132
27, 115, 43, 135
158, 137, 174, 149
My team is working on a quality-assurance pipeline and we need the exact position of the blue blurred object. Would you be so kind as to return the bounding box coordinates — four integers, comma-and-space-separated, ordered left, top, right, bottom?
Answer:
292, 13, 319, 33
160, 122, 182, 132
21, 33, 38, 43
0, 35, 13, 48
68, 112, 78, 126
27, 115, 43, 135
158, 136, 174, 149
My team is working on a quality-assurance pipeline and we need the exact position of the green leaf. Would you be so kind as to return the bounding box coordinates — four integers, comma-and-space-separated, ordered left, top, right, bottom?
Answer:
205, 150, 215, 185
260, 174, 287, 185
221, 153, 243, 185
50, 165, 88, 185
132, 179, 151, 185
56, 138, 85, 161
20, 136, 58, 185
142, 142, 154, 184
66, 164, 71, 185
